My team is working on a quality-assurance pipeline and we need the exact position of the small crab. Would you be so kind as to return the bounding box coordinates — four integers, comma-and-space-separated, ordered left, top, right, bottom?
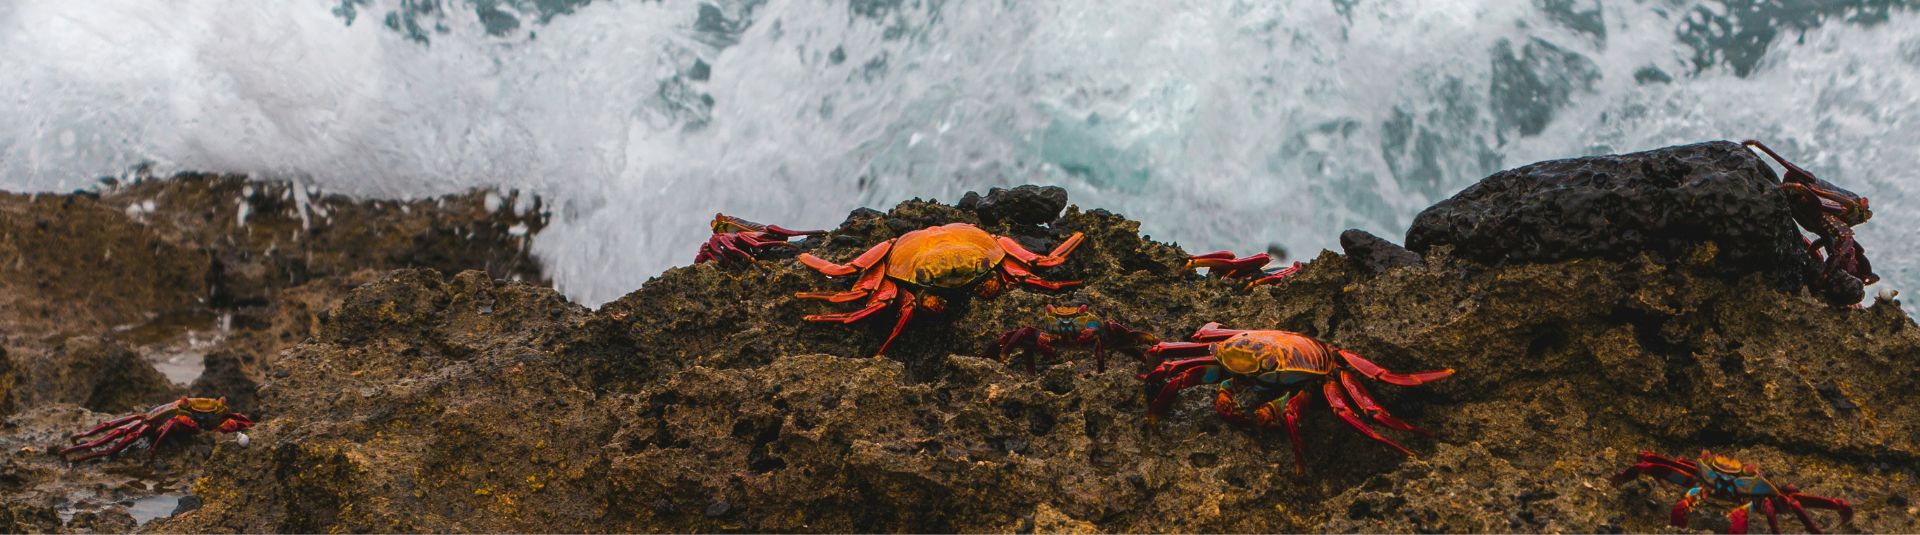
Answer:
1140, 323, 1453, 474
1613, 450, 1853, 534
796, 223, 1084, 356
1742, 140, 1877, 295
61, 396, 254, 462
1187, 251, 1302, 288
984, 303, 1160, 373
695, 213, 825, 266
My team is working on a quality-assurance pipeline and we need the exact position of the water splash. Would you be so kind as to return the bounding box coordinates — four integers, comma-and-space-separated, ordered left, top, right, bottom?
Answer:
1, 0, 1915, 306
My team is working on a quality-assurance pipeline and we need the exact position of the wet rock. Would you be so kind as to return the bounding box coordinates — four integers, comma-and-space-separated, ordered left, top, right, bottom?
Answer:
1339, 229, 1423, 275
8, 337, 177, 414
1406, 141, 1815, 291
0, 502, 60, 533
966, 185, 1070, 226
64, 508, 136, 533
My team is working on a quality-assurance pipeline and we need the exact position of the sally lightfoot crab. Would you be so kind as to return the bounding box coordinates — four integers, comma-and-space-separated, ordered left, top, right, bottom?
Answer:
984, 303, 1159, 373
796, 223, 1084, 356
1187, 251, 1302, 288
1612, 450, 1852, 534
1741, 140, 1877, 298
1140, 323, 1453, 474
60, 396, 254, 462
695, 213, 825, 266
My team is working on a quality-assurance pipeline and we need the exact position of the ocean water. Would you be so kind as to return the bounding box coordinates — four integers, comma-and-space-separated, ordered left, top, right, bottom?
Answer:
1, 0, 1915, 306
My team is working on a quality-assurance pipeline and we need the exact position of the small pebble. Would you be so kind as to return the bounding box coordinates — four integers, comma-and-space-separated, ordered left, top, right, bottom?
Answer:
236, 432, 251, 447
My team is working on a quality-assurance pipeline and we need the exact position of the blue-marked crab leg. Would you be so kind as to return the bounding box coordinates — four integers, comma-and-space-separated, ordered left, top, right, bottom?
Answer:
1321, 381, 1415, 457
1671, 487, 1704, 529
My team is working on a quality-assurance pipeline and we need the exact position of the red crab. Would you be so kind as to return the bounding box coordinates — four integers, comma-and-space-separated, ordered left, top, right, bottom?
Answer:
796, 223, 1084, 356
1187, 251, 1302, 288
60, 396, 253, 462
983, 303, 1159, 373
1741, 140, 1877, 295
1141, 323, 1453, 474
1613, 450, 1852, 534
695, 213, 825, 266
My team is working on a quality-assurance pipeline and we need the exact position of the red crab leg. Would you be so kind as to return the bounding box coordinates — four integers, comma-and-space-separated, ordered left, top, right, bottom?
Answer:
803, 280, 898, 323
1079, 331, 1108, 372
796, 266, 887, 302
798, 241, 892, 277
1280, 390, 1313, 475
733, 232, 795, 248
218, 413, 254, 433
69, 414, 144, 441
1322, 380, 1415, 457
998, 261, 1082, 290
1145, 364, 1220, 424
874, 289, 917, 357
1337, 370, 1431, 436
1336, 349, 1454, 386
708, 235, 756, 263
147, 418, 184, 458
1212, 381, 1253, 426
1671, 487, 1704, 529
1762, 498, 1781, 535
985, 327, 1054, 373
1187, 252, 1272, 277
1728, 503, 1751, 535
67, 424, 151, 462
1610, 457, 1700, 487
63, 424, 138, 454
997, 232, 1084, 268
1145, 341, 1215, 362
1188, 322, 1250, 342
1138, 357, 1218, 383
1247, 261, 1304, 288
1787, 492, 1852, 532
1742, 140, 1820, 185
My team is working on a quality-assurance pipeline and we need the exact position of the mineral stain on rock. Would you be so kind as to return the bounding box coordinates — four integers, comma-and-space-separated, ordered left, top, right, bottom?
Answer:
2, 144, 1918, 533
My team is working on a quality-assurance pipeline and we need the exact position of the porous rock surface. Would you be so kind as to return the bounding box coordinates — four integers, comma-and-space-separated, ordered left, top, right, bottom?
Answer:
166, 176, 1917, 532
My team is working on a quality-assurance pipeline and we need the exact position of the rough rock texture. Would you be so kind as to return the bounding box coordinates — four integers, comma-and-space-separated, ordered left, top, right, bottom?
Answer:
1339, 229, 1423, 276
163, 181, 1918, 532
1406, 141, 1819, 294
0, 174, 549, 531
960, 185, 1071, 226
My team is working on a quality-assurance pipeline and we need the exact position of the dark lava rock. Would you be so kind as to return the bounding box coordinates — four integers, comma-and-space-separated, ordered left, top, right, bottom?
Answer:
164, 190, 1919, 533
7, 337, 177, 414
965, 185, 1070, 226
64, 508, 137, 533
188, 350, 263, 417
1340, 229, 1423, 276
1406, 141, 1816, 292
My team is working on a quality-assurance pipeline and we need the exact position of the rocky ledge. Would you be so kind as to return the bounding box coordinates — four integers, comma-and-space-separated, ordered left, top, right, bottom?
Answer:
4, 143, 1919, 533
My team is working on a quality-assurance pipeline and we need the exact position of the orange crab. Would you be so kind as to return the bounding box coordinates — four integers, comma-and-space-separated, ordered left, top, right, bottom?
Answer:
796, 223, 1085, 355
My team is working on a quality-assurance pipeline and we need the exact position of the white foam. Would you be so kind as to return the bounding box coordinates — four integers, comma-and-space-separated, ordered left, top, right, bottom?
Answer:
0, 1, 1914, 306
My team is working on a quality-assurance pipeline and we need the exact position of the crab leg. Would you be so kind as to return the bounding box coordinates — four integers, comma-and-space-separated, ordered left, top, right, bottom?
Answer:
996, 232, 1084, 268
874, 289, 917, 357
1211, 380, 1254, 426
1728, 502, 1752, 535
1188, 322, 1251, 342
1786, 492, 1851, 533
1078, 331, 1108, 372
1337, 370, 1431, 436
760, 225, 825, 238
802, 280, 898, 323
1145, 364, 1223, 423
985, 327, 1056, 373
796, 266, 888, 302
63, 424, 138, 453
1762, 498, 1782, 535
67, 424, 151, 462
147, 418, 182, 458
1247, 261, 1304, 288
69, 414, 144, 441
1279, 390, 1314, 475
1146, 341, 1215, 361
1610, 452, 1701, 487
1321, 381, 1415, 457
1671, 487, 1704, 529
1187, 252, 1272, 277
999, 261, 1082, 290
1336, 349, 1454, 386
1742, 140, 1820, 185
798, 241, 892, 277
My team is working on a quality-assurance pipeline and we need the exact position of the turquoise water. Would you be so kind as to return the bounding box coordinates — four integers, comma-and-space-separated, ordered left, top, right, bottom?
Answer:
1, 1, 1916, 305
